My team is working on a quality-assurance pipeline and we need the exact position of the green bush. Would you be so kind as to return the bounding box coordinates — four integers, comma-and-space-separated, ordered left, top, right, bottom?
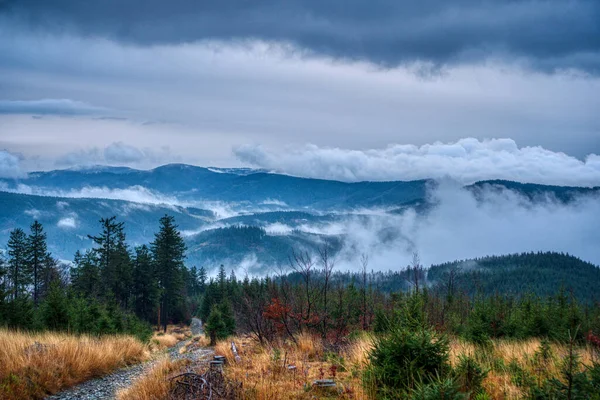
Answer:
410, 376, 465, 400
454, 355, 488, 398
364, 327, 450, 397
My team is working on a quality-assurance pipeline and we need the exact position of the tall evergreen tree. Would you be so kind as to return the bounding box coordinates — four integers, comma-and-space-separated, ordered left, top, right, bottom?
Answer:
187, 266, 200, 298
88, 217, 132, 307
132, 245, 159, 322
26, 221, 49, 306
7, 228, 30, 300
198, 266, 207, 294
152, 215, 186, 332
218, 264, 227, 299
71, 250, 100, 299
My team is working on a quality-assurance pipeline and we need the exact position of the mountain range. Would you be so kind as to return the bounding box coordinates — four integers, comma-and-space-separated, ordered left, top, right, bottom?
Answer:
0, 164, 598, 273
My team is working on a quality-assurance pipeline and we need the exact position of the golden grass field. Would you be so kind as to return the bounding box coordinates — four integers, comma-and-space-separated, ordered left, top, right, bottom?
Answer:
117, 357, 191, 400
212, 334, 596, 400
0, 325, 189, 400
0, 329, 147, 400
2, 325, 595, 400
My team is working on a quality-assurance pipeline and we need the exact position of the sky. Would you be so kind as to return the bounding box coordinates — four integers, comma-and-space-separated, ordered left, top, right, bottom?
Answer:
1, 0, 599, 185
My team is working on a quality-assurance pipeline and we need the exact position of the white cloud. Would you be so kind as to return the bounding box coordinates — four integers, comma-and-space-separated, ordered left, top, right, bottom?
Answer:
262, 199, 288, 207
57, 216, 78, 229
104, 142, 145, 163
24, 209, 42, 218
235, 138, 600, 186
56, 201, 69, 209
1, 28, 599, 168
0, 150, 25, 178
3, 183, 182, 207
318, 182, 600, 270
264, 223, 294, 235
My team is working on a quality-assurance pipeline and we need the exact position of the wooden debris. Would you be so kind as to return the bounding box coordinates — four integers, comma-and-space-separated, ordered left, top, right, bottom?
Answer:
230, 341, 241, 362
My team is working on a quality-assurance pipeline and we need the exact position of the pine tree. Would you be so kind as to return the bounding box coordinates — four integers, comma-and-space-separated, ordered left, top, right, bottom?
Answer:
132, 245, 159, 322
152, 215, 186, 332
218, 264, 227, 299
71, 250, 100, 299
188, 266, 200, 298
39, 281, 70, 330
26, 221, 49, 306
198, 266, 207, 294
7, 228, 30, 300
205, 306, 227, 345
88, 217, 132, 307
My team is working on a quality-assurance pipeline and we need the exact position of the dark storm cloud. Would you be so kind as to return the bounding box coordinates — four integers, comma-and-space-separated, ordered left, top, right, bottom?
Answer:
2, 0, 599, 72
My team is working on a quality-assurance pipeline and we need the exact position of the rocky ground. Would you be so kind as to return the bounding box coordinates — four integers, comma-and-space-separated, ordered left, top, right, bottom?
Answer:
46, 318, 212, 400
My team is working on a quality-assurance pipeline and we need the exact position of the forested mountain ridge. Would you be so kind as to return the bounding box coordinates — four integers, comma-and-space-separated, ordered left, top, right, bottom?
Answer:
3, 164, 597, 209
428, 252, 600, 303
0, 164, 429, 209
0, 164, 599, 270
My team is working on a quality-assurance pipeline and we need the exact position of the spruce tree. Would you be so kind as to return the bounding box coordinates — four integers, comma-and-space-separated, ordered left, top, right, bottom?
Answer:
27, 220, 49, 306
88, 217, 132, 307
132, 245, 159, 322
187, 266, 200, 298
39, 281, 70, 330
152, 215, 186, 332
218, 264, 227, 299
7, 228, 30, 300
198, 266, 207, 294
71, 250, 100, 299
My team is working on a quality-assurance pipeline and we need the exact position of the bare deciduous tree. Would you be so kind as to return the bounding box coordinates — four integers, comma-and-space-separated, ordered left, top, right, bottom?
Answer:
406, 251, 424, 293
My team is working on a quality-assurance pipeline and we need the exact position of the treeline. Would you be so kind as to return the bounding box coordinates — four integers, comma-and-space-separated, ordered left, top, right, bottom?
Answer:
0, 215, 194, 341
196, 250, 600, 346
428, 251, 600, 304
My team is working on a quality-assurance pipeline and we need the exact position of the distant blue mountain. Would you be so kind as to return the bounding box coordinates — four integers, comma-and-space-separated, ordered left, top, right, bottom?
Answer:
0, 191, 213, 262
1, 164, 598, 271
0, 164, 429, 209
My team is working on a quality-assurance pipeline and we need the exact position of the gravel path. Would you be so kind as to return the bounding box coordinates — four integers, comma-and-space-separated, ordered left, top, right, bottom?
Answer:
46, 318, 212, 400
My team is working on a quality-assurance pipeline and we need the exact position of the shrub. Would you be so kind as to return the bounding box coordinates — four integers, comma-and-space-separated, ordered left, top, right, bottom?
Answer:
410, 376, 465, 400
205, 307, 228, 345
364, 327, 450, 397
454, 355, 488, 398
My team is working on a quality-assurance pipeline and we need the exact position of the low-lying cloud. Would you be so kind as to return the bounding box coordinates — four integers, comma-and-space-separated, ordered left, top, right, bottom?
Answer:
0, 150, 24, 178
57, 216, 78, 229
318, 182, 600, 270
235, 138, 600, 187
8, 184, 182, 206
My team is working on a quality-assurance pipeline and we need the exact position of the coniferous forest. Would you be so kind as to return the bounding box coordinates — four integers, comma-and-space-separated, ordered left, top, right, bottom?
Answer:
1, 215, 600, 399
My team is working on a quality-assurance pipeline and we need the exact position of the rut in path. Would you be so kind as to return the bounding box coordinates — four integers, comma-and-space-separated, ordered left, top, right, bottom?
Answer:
46, 318, 212, 400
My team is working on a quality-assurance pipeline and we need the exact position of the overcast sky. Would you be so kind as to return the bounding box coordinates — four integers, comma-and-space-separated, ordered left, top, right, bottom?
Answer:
0, 0, 599, 184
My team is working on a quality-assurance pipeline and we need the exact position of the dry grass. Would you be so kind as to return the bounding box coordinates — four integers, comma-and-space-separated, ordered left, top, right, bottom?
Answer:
213, 334, 597, 400
149, 324, 192, 352
179, 335, 211, 355
449, 337, 596, 399
117, 357, 190, 400
151, 332, 179, 350
215, 334, 369, 399
0, 329, 147, 400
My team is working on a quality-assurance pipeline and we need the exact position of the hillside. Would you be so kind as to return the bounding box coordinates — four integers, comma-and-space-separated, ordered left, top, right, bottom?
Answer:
428, 252, 600, 303
0, 164, 429, 209
0, 191, 213, 260
185, 225, 343, 270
